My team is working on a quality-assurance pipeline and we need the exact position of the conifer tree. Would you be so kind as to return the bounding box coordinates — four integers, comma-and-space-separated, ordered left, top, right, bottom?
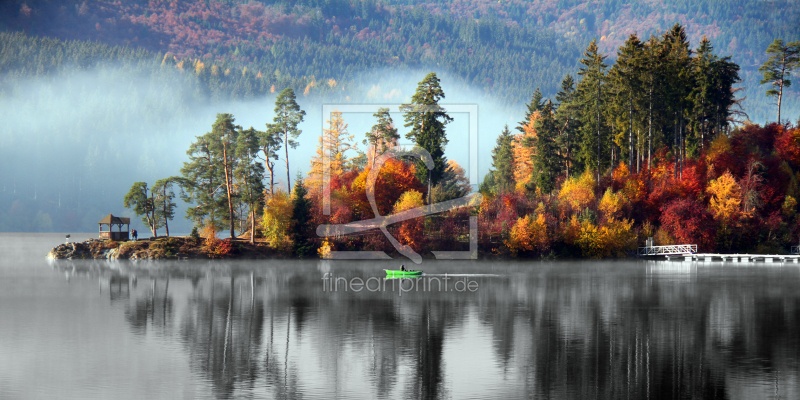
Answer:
291, 177, 313, 257
308, 111, 357, 190
609, 34, 644, 168
364, 107, 399, 168
517, 88, 545, 133
267, 88, 305, 192
575, 39, 608, 182
235, 127, 265, 243
124, 182, 160, 237
152, 177, 179, 237
759, 39, 800, 125
401, 72, 453, 200
257, 127, 281, 196
555, 74, 579, 177
207, 113, 241, 239
532, 101, 560, 194
490, 125, 515, 193
663, 24, 694, 178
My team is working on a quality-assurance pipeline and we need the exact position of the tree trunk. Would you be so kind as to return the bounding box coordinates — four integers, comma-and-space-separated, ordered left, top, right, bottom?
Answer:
648, 87, 653, 170
629, 92, 633, 167
597, 79, 601, 184
163, 185, 170, 237
223, 143, 235, 239
250, 209, 255, 244
674, 114, 678, 180
285, 129, 291, 192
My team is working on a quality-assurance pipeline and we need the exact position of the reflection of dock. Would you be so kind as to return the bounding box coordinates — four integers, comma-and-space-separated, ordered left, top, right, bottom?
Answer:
666, 254, 800, 263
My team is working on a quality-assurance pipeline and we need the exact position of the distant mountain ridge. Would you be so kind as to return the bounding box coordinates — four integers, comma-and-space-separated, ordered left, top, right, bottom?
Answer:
0, 0, 798, 119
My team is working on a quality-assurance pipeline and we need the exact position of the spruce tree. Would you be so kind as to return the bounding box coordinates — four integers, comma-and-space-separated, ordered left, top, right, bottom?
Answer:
663, 24, 694, 179
609, 34, 644, 168
555, 74, 579, 177
517, 88, 545, 133
533, 101, 560, 194
490, 125, 515, 193
401, 72, 453, 200
291, 177, 313, 257
365, 107, 399, 168
575, 39, 608, 182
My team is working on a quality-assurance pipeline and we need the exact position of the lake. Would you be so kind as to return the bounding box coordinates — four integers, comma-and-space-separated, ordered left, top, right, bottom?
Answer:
1, 233, 799, 399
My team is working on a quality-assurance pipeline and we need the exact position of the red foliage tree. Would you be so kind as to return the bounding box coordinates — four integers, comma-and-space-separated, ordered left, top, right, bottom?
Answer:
660, 198, 716, 251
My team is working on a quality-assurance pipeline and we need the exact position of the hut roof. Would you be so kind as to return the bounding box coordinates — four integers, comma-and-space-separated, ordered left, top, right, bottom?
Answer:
98, 214, 130, 225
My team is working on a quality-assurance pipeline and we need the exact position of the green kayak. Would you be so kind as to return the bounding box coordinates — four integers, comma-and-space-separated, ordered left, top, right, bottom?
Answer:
384, 269, 423, 277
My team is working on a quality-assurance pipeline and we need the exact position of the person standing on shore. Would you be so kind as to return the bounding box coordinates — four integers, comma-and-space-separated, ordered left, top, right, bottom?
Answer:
131, 229, 138, 241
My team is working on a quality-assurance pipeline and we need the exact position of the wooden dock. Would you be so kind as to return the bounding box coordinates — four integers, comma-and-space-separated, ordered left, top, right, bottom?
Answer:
639, 243, 800, 263
665, 254, 800, 263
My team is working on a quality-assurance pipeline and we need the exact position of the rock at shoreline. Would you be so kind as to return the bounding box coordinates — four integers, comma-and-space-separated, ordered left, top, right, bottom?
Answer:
46, 237, 274, 260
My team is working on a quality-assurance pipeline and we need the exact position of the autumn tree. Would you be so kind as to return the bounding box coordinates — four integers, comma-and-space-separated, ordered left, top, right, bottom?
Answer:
401, 72, 453, 198
392, 189, 425, 251
262, 190, 293, 253
660, 198, 716, 251
308, 111, 357, 191
759, 39, 800, 124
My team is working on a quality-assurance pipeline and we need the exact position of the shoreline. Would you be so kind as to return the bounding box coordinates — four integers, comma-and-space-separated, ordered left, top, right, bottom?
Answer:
46, 237, 275, 260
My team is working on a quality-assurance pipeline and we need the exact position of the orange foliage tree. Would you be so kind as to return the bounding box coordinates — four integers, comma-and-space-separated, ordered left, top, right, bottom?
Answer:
391, 190, 426, 251
350, 158, 425, 218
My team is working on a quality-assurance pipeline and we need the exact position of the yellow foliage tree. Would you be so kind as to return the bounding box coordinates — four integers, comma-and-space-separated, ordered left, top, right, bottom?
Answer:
308, 111, 357, 191
506, 213, 550, 256
392, 190, 425, 248
558, 169, 597, 212
318, 240, 333, 258
261, 190, 294, 252
576, 217, 635, 258
598, 188, 628, 219
707, 171, 741, 222
512, 111, 540, 192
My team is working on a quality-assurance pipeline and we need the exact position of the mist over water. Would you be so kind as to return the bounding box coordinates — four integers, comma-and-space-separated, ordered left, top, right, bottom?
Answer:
0, 65, 519, 233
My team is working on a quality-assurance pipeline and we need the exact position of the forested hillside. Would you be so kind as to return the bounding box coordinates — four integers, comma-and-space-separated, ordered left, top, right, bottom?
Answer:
1, 0, 798, 119
0, 0, 798, 236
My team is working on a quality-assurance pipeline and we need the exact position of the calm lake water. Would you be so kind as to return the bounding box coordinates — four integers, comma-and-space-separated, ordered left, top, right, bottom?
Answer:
2, 233, 800, 399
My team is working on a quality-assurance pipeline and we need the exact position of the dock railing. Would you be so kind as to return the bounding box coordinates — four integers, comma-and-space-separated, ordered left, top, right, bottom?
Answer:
638, 244, 698, 256
792, 245, 800, 255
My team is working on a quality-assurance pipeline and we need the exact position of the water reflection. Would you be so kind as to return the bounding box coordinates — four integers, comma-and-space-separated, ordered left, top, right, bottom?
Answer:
48, 259, 800, 399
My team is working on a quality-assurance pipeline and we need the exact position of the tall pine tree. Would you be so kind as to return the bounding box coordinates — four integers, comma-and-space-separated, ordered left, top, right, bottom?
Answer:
532, 101, 560, 194
575, 39, 608, 182
401, 72, 453, 202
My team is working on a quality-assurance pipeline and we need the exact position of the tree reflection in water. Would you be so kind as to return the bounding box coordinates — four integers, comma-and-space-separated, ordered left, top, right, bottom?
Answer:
53, 259, 800, 399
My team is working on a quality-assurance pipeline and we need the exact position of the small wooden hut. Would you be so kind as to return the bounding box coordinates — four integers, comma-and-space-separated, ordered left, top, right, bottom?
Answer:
98, 214, 130, 241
